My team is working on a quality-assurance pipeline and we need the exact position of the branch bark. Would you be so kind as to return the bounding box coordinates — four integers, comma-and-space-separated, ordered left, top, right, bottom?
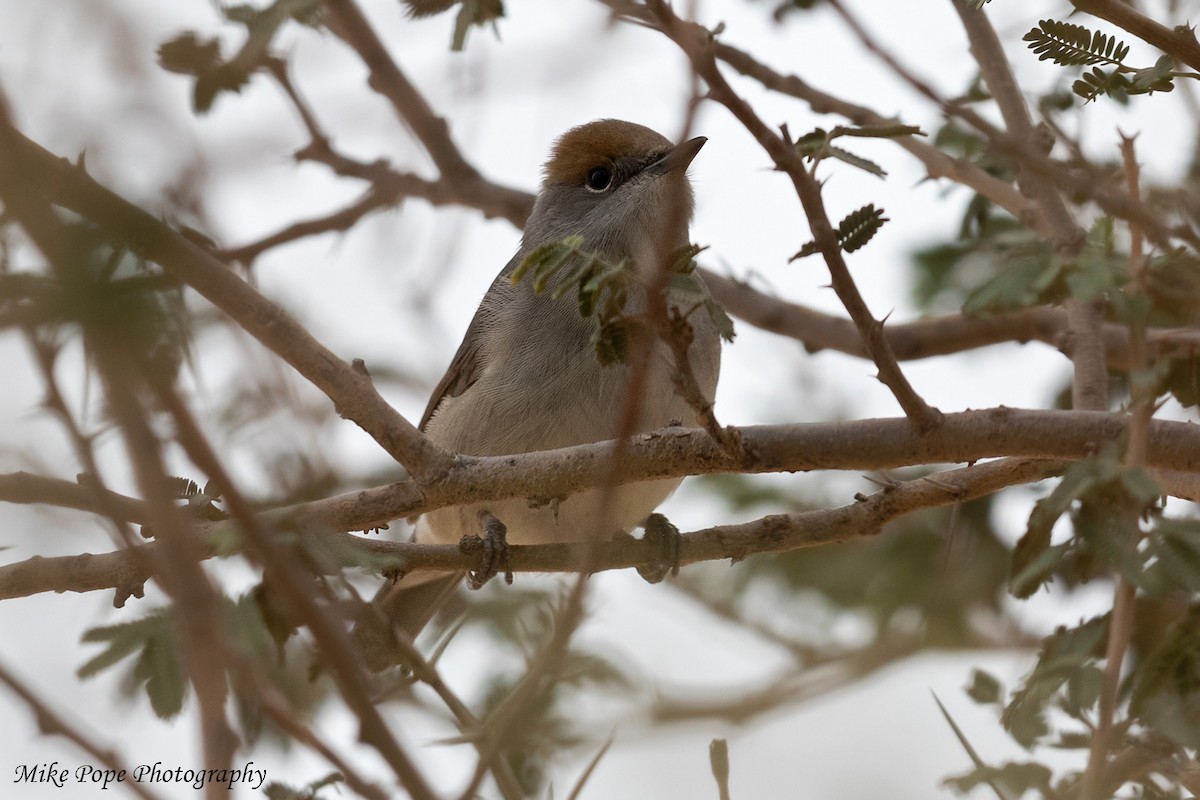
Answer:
1071, 0, 1200, 72
1, 456, 1064, 599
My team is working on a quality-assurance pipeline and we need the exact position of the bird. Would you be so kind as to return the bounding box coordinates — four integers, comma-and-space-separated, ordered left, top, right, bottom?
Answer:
355, 119, 722, 669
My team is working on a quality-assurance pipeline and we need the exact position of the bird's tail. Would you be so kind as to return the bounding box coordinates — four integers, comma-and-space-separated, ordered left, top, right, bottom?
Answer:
352, 517, 465, 671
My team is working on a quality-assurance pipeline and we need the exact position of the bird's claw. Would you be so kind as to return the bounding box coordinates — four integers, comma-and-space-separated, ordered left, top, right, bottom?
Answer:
635, 513, 682, 584
461, 511, 512, 590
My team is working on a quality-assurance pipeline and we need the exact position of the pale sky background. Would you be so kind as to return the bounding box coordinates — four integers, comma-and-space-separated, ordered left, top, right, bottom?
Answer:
0, 0, 1195, 798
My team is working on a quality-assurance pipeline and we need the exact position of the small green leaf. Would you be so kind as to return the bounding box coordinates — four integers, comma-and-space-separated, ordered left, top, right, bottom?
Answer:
1024, 19, 1129, 67
839, 205, 888, 253
1062, 664, 1103, 715
826, 145, 886, 178
966, 669, 1002, 705
1073, 66, 1132, 103
78, 617, 165, 679
835, 123, 925, 139
593, 319, 630, 366
791, 205, 888, 261
157, 33, 223, 76
137, 634, 185, 719
963, 246, 1061, 316
512, 235, 582, 287
704, 299, 737, 343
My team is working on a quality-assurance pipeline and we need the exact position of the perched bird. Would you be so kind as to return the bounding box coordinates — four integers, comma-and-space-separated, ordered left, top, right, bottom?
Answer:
356, 119, 721, 667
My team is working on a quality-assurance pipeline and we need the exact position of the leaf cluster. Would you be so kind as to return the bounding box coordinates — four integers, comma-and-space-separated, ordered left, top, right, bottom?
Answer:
424, 582, 633, 797
0, 222, 190, 383
793, 123, 925, 178
402, 0, 505, 51
512, 236, 734, 367
157, 0, 321, 112
1024, 19, 1184, 103
791, 204, 889, 262
78, 593, 324, 742
705, 482, 1012, 651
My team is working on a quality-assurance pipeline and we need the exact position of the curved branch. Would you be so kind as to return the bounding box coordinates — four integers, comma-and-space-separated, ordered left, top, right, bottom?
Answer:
703, 269, 1200, 368
0, 123, 451, 482
639, 1, 942, 431
321, 0, 533, 224
1071, 0, 1200, 73
710, 40, 1050, 238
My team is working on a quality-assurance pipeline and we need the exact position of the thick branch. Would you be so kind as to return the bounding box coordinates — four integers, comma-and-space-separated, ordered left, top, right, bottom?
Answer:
0, 456, 1063, 599
6, 409, 1200, 555
1071, 0, 1200, 73
948, 1, 1109, 415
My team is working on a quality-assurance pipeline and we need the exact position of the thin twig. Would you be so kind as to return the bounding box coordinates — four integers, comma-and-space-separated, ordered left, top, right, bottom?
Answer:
145, 374, 439, 800
0, 660, 167, 800
218, 187, 401, 266
709, 40, 1048, 238
701, 268, 1200, 370
367, 624, 526, 800
0, 122, 451, 481
0, 99, 242, 792
635, 0, 943, 432
321, 0, 532, 223
1080, 132, 1156, 800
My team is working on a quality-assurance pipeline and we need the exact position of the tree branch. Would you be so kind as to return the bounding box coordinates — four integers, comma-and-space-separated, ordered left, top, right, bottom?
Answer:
6, 408, 1200, 560
0, 457, 1068, 599
945, 0, 1108, 414
710, 40, 1050, 238
636, 0, 943, 431
1071, 0, 1200, 73
0, 660, 166, 800
0, 122, 451, 482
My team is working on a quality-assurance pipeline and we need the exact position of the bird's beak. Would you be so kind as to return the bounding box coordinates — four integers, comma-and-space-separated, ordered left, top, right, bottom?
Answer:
650, 136, 707, 175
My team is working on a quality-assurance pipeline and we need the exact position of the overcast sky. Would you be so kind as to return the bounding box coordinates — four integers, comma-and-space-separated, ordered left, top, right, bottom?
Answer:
0, 1, 1194, 797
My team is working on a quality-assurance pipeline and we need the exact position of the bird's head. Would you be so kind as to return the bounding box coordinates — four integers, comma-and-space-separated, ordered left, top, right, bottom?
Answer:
524, 119, 705, 271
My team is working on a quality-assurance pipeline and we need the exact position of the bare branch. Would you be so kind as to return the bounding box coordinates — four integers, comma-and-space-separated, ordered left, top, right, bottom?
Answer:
0, 660, 166, 800
320, 0, 532, 222
145, 373, 439, 799
0, 471, 148, 524
0, 122, 451, 482
632, 0, 942, 431
944, 0, 1109, 414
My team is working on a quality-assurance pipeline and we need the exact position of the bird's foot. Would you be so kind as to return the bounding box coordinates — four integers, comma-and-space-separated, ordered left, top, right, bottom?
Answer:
635, 513, 682, 584
461, 510, 512, 590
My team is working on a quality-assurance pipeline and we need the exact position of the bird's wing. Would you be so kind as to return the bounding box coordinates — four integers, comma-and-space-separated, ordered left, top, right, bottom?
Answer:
419, 254, 522, 431
419, 316, 485, 430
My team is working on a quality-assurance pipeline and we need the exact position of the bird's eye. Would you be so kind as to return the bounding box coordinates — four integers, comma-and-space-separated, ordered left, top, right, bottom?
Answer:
585, 166, 613, 192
